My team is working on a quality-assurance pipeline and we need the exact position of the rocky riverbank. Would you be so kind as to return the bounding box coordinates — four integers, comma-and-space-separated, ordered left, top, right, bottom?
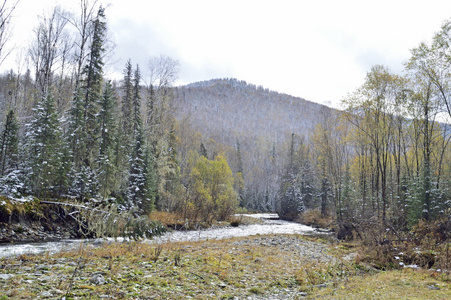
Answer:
0, 196, 89, 244
1, 232, 450, 299
0, 221, 78, 243
0, 234, 338, 299
0, 197, 166, 245
0, 197, 81, 243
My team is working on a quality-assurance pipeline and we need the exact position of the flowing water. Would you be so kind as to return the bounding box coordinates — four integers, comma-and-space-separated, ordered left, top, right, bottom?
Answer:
0, 214, 320, 258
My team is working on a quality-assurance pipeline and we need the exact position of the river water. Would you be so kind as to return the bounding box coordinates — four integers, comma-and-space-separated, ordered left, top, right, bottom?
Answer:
0, 214, 319, 258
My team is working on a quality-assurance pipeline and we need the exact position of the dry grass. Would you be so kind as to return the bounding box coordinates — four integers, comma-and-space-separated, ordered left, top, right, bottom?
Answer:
149, 211, 186, 229
314, 268, 451, 299
297, 209, 334, 229
0, 234, 450, 299
0, 235, 337, 299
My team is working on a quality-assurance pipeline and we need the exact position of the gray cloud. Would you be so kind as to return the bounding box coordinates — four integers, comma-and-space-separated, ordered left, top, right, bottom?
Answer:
108, 18, 180, 76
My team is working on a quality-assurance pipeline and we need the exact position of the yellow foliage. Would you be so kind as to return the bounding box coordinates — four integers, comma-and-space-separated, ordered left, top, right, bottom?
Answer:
185, 154, 238, 223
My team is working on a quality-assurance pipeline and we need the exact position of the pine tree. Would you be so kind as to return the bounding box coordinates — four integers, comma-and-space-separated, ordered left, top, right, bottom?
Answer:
0, 110, 19, 176
277, 133, 305, 220
97, 80, 118, 199
132, 64, 142, 139
26, 93, 63, 197
121, 59, 133, 148
66, 6, 107, 200
127, 127, 148, 212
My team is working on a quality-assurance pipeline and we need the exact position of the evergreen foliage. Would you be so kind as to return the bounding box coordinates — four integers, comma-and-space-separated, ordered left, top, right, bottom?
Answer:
276, 134, 306, 220
1, 1, 451, 233
0, 109, 18, 176
97, 80, 118, 199
26, 93, 63, 197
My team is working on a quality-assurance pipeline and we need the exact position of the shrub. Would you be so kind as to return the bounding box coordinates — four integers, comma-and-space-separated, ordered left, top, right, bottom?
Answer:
297, 209, 334, 229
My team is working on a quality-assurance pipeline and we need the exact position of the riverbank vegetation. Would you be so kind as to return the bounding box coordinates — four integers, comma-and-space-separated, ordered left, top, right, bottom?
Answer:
0, 234, 449, 299
0, 195, 166, 242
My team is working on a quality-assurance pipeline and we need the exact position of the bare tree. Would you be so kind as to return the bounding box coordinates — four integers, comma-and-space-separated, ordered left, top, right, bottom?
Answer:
146, 55, 179, 89
29, 5, 70, 97
0, 0, 19, 67
144, 55, 179, 137
66, 0, 100, 86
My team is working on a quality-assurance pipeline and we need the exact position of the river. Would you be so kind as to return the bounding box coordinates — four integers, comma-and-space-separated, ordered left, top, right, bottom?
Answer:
0, 213, 320, 258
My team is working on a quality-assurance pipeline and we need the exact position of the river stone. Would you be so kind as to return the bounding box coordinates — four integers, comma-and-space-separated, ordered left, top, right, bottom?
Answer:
51, 288, 64, 295
0, 274, 13, 280
218, 282, 227, 288
40, 275, 54, 282
36, 264, 49, 270
90, 273, 106, 285
39, 291, 53, 298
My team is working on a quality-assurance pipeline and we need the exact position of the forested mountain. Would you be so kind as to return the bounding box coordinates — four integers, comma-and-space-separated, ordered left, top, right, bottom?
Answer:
0, 0, 450, 240
174, 78, 333, 146
173, 78, 337, 211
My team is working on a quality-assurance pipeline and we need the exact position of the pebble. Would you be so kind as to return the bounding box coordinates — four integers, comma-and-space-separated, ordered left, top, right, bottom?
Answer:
428, 285, 440, 290
39, 291, 53, 298
39, 275, 54, 282
90, 273, 106, 285
0, 273, 13, 280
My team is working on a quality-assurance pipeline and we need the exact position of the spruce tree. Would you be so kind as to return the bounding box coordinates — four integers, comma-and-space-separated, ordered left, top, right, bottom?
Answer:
27, 93, 63, 197
0, 110, 19, 176
126, 66, 155, 213
132, 64, 142, 139
82, 6, 106, 164
0, 110, 22, 197
121, 59, 133, 149
277, 133, 304, 220
67, 6, 107, 200
235, 140, 245, 206
127, 127, 148, 212
200, 142, 208, 158
97, 80, 118, 199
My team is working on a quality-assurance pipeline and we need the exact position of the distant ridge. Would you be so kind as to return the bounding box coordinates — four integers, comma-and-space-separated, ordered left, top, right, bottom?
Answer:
173, 78, 336, 147
183, 78, 327, 108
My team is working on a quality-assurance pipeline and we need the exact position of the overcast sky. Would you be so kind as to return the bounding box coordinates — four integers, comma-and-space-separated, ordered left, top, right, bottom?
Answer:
4, 0, 451, 108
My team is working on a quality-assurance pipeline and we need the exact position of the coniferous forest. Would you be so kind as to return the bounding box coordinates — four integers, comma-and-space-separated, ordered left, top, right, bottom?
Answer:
0, 0, 450, 243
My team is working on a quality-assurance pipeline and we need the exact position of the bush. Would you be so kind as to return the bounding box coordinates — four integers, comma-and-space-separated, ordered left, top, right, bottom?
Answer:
182, 154, 238, 224
356, 217, 451, 274
297, 209, 334, 229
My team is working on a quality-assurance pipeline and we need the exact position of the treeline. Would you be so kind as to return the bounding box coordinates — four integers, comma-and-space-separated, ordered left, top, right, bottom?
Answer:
275, 22, 451, 234
173, 78, 333, 212
0, 0, 450, 234
0, 1, 238, 223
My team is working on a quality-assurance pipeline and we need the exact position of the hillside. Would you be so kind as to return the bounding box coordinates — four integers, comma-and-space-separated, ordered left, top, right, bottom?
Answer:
172, 78, 338, 210
173, 78, 335, 147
